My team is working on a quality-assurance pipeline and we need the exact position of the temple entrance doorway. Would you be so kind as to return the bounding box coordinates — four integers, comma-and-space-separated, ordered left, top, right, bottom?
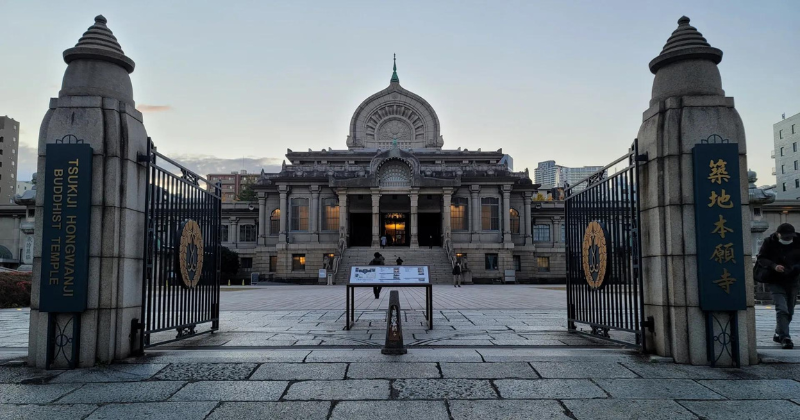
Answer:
382, 212, 409, 246
418, 213, 441, 247
349, 213, 372, 246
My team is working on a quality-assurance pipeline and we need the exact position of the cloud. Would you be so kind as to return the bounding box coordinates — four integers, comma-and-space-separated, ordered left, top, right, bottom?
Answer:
137, 104, 172, 113
166, 155, 283, 178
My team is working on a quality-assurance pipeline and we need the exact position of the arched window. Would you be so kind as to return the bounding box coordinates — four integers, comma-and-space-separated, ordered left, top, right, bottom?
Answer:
509, 208, 520, 234
379, 160, 411, 187
290, 198, 309, 231
270, 209, 280, 236
450, 197, 469, 231
322, 198, 339, 231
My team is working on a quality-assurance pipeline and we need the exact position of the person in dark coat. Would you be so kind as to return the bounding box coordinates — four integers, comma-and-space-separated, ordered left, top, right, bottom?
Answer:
369, 252, 385, 299
452, 262, 462, 287
395, 256, 404, 265
757, 223, 800, 349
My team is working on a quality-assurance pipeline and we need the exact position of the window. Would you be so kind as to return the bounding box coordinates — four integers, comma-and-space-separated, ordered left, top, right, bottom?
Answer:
290, 198, 309, 231
780, 130, 784, 139
481, 197, 499, 231
322, 253, 335, 269
456, 253, 467, 265
322, 198, 339, 231
795, 161, 798, 171
783, 183, 787, 192
513, 255, 521, 271
537, 257, 550, 272
269, 255, 277, 272
509, 208, 520, 234
270, 209, 280, 236
240, 257, 253, 269
782, 165, 785, 174
451, 197, 469, 231
292, 254, 306, 271
0, 137, 3, 143
533, 224, 551, 242
781, 146, 785, 156
28, 209, 34, 218
794, 143, 797, 153
754, 208, 762, 217
793, 124, 796, 135
485, 253, 499, 270
221, 225, 229, 242
239, 224, 257, 242
796, 179, 798, 188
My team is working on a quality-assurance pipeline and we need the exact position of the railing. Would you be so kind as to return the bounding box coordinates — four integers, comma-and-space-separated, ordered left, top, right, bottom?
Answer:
332, 238, 347, 278
443, 236, 456, 268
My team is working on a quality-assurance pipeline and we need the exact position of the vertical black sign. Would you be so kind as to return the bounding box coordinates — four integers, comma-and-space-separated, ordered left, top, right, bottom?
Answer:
692, 143, 746, 311
39, 143, 93, 312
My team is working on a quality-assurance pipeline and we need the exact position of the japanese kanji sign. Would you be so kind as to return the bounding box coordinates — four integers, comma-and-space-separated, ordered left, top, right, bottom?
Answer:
692, 143, 746, 311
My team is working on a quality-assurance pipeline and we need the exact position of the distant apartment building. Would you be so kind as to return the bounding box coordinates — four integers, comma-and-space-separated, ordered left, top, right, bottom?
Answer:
774, 112, 800, 199
206, 170, 261, 202
534, 160, 604, 192
0, 117, 20, 204
16, 180, 34, 195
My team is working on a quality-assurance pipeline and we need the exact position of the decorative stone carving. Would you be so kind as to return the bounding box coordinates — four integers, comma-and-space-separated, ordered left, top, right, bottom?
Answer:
379, 160, 412, 187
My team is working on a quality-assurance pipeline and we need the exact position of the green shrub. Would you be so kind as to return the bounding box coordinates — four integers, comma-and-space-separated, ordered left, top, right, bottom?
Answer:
0, 272, 32, 308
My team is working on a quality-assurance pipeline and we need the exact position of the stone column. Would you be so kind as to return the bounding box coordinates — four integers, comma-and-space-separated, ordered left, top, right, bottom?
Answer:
28, 16, 148, 367
278, 185, 288, 243
371, 189, 381, 247
229, 217, 240, 246
310, 185, 320, 242
523, 192, 533, 245
442, 188, 453, 241
257, 192, 267, 244
470, 185, 481, 242
410, 189, 419, 248
337, 189, 348, 244
638, 17, 756, 366
502, 185, 512, 243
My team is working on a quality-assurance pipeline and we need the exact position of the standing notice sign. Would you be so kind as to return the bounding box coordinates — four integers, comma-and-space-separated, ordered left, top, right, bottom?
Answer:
349, 266, 430, 284
39, 143, 93, 313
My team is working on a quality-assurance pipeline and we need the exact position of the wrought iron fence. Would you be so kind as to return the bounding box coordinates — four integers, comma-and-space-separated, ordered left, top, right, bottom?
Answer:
564, 139, 648, 348
133, 138, 221, 351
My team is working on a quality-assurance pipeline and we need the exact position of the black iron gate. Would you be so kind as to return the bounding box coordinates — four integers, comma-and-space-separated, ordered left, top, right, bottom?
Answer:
565, 139, 649, 349
133, 138, 221, 352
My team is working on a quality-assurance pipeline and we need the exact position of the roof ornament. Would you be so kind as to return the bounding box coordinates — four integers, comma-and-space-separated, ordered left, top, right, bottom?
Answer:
63, 15, 135, 73
390, 53, 399, 84
649, 16, 722, 74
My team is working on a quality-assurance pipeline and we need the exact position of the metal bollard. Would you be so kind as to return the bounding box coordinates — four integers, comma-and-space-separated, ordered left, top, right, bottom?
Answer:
382, 290, 407, 355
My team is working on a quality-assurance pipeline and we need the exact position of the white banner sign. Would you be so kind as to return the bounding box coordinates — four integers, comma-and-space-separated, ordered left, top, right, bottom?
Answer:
349, 266, 430, 284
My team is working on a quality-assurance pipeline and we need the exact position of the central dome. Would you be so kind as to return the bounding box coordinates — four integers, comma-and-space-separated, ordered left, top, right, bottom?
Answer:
347, 56, 442, 150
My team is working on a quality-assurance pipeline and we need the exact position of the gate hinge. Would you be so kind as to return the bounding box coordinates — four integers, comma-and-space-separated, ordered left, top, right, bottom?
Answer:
636, 152, 649, 162
642, 316, 655, 333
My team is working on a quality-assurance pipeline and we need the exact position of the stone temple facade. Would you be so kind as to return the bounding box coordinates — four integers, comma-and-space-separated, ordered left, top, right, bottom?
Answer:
220, 60, 567, 283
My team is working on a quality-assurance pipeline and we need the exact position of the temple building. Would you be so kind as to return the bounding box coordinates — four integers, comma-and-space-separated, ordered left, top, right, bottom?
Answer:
218, 59, 567, 283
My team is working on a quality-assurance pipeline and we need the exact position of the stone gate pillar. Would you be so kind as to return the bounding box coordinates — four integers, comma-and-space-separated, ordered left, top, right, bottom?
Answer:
28, 16, 148, 368
638, 17, 757, 366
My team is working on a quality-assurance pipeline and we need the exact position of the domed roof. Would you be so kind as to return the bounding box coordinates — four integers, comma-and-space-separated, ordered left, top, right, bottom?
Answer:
348, 56, 442, 150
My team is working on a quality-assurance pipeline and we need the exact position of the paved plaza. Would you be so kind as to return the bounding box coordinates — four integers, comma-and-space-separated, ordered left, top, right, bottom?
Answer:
1, 286, 800, 419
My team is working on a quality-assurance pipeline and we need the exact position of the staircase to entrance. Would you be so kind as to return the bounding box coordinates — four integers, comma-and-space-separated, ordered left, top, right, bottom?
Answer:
336, 247, 455, 284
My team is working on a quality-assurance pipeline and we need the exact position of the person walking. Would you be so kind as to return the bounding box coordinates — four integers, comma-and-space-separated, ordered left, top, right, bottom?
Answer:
380, 234, 387, 249
452, 261, 462, 287
396, 256, 404, 265
756, 223, 800, 349
369, 252, 385, 299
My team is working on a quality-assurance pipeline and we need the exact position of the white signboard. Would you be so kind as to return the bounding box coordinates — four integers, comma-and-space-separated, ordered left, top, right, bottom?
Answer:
318, 269, 327, 278
349, 266, 430, 284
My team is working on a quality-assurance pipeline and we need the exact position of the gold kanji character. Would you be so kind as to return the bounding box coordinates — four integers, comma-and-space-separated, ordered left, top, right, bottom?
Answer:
708, 159, 730, 184
713, 268, 736, 294
711, 215, 734, 238
710, 243, 735, 264
708, 190, 733, 209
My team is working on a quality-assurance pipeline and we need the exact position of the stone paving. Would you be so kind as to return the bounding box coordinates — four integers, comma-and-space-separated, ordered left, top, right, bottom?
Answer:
0, 348, 799, 419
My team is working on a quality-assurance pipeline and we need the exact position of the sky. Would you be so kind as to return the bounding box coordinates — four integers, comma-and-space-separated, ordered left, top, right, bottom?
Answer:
0, 0, 798, 186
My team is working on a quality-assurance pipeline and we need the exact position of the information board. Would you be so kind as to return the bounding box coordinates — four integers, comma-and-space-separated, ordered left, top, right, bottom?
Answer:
692, 142, 746, 311
39, 143, 93, 313
349, 266, 430, 284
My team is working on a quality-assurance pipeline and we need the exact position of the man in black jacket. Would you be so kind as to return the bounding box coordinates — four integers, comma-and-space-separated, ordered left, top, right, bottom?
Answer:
369, 252, 385, 299
757, 223, 800, 349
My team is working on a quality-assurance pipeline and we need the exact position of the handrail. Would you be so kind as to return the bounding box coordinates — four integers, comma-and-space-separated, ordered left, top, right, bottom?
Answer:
443, 237, 456, 269
332, 238, 347, 277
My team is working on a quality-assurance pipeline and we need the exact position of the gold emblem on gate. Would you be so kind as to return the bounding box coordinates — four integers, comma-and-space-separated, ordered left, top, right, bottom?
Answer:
582, 221, 608, 289
179, 220, 204, 288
